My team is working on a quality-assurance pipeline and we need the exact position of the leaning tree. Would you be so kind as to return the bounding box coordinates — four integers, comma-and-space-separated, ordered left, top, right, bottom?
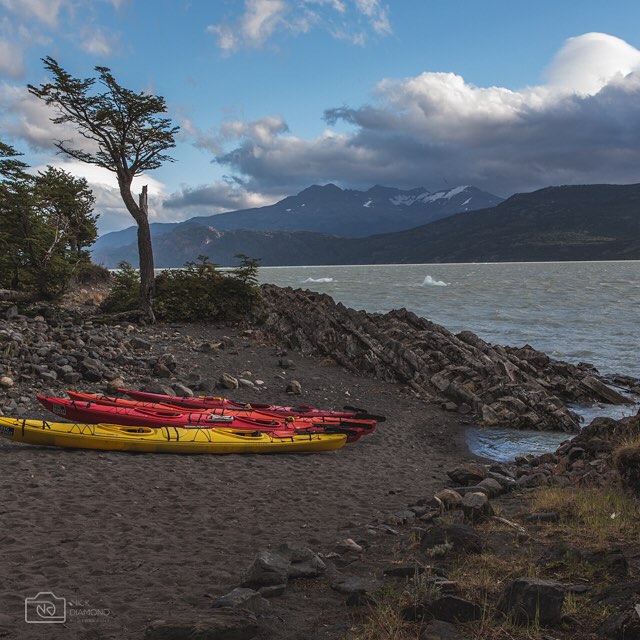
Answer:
29, 56, 179, 321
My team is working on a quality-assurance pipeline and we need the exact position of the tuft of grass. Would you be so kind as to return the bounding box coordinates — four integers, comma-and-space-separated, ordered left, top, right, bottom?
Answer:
530, 486, 640, 546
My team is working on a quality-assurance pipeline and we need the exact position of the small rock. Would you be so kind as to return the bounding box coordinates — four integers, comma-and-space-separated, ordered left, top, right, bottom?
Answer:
0, 376, 14, 388
286, 380, 302, 395
220, 373, 239, 390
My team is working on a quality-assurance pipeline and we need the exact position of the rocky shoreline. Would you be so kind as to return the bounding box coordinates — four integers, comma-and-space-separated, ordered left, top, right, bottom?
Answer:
0, 284, 639, 640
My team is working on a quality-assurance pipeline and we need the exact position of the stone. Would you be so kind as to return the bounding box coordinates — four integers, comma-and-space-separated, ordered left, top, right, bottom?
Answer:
331, 576, 383, 595
421, 524, 484, 555
477, 477, 503, 498
153, 362, 172, 378
211, 588, 269, 614
172, 383, 193, 397
461, 492, 494, 523
144, 610, 259, 640
434, 489, 463, 510
105, 377, 125, 394
404, 595, 483, 624
420, 619, 466, 640
130, 337, 152, 351
82, 368, 103, 382
598, 610, 640, 639
286, 380, 302, 395
238, 378, 257, 390
240, 550, 290, 588
335, 538, 363, 555
517, 472, 549, 488
0, 376, 14, 388
63, 371, 82, 384
446, 463, 487, 486
220, 373, 239, 390
498, 577, 565, 626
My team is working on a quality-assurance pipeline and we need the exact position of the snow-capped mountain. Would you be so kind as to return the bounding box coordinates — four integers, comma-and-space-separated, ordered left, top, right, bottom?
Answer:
181, 183, 503, 237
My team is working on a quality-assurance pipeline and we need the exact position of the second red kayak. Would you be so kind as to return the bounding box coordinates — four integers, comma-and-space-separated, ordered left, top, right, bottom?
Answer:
115, 387, 385, 421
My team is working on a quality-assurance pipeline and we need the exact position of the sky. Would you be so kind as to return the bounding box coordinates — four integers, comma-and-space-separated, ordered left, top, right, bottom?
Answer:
2, 1, 640, 234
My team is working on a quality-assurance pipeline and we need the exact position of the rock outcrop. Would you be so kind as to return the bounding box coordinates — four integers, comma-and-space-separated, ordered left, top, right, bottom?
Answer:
254, 286, 637, 431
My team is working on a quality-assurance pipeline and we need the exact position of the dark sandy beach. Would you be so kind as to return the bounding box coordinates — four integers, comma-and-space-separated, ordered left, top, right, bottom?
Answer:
0, 321, 472, 639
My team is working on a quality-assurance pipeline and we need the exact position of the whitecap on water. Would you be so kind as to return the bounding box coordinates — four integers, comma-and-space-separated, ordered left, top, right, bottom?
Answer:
420, 275, 448, 287
302, 277, 334, 283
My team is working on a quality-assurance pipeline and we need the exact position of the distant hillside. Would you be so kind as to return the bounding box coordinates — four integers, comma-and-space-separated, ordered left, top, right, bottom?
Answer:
91, 183, 640, 267
350, 183, 640, 263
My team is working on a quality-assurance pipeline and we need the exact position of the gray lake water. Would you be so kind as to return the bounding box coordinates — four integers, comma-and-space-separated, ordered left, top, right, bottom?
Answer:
258, 261, 640, 460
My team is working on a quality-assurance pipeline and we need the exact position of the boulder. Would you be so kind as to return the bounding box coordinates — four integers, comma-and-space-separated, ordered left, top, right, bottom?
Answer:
421, 524, 484, 555
446, 463, 487, 486
461, 492, 494, 523
241, 550, 290, 588
498, 577, 565, 626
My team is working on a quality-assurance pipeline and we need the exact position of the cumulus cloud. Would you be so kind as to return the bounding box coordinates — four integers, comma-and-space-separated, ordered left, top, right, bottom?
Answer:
164, 179, 280, 213
207, 0, 392, 52
195, 32, 640, 199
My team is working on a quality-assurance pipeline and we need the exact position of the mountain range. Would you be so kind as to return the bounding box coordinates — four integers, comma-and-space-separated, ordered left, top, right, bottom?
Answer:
91, 183, 640, 267
92, 184, 501, 262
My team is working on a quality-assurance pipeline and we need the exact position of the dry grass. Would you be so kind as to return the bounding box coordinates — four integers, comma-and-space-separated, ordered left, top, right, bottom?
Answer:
530, 486, 640, 546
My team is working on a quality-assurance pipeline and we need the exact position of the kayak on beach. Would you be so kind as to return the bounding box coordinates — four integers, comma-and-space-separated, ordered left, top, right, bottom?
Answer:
66, 390, 378, 426
116, 387, 386, 421
0, 418, 347, 454
38, 396, 376, 443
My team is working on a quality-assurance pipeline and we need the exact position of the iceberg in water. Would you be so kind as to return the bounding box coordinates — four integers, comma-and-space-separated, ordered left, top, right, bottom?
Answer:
421, 275, 448, 287
302, 277, 334, 283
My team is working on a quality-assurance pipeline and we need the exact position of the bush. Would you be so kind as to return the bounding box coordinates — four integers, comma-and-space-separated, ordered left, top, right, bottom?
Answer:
100, 255, 261, 321
100, 261, 140, 313
73, 262, 112, 286
154, 255, 260, 322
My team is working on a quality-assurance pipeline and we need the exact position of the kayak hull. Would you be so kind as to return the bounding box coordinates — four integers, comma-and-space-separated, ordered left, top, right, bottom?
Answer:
0, 419, 346, 454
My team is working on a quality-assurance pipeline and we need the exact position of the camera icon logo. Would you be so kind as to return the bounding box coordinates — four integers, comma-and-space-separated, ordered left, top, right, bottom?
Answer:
25, 592, 66, 624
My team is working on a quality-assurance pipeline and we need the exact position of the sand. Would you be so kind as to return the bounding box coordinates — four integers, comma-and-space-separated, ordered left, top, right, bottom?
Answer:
0, 322, 473, 639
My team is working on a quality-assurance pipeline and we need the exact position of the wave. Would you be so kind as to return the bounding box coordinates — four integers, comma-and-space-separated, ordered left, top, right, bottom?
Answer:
420, 275, 448, 287
302, 277, 334, 283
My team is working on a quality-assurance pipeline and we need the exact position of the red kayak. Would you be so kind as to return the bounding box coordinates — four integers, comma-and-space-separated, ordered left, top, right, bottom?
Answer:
116, 387, 385, 422
37, 396, 375, 443
67, 391, 342, 423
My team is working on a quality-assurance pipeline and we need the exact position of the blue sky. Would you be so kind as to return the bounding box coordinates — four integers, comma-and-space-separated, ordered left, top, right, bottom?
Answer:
2, 1, 640, 233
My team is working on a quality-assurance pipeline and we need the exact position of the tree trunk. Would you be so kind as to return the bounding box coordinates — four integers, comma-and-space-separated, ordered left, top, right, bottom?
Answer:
136, 186, 155, 323
116, 176, 156, 323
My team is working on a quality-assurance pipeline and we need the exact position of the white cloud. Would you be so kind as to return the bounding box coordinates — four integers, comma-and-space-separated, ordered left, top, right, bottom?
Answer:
198, 33, 640, 199
207, 0, 392, 52
545, 32, 640, 94
0, 38, 23, 78
0, 0, 66, 28
79, 27, 120, 56
164, 179, 280, 214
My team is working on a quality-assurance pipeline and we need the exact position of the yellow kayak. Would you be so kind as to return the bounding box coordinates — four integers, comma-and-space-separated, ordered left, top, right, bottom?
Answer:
0, 418, 347, 454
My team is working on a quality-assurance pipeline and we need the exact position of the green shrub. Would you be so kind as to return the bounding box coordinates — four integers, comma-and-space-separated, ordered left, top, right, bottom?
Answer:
100, 261, 140, 313
73, 262, 112, 286
154, 255, 260, 322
